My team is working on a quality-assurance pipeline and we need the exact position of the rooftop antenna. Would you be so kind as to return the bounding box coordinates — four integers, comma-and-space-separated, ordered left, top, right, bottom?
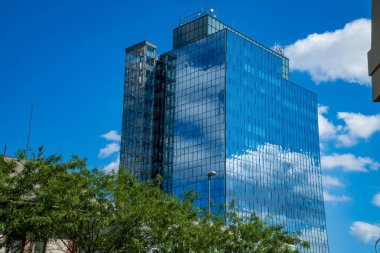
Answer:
210, 8, 217, 18
273, 43, 285, 56
178, 1, 217, 25
205, 0, 209, 10
25, 103, 34, 160
204, 0, 217, 17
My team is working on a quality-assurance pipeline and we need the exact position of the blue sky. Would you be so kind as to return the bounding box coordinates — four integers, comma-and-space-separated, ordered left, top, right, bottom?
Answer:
0, 0, 379, 252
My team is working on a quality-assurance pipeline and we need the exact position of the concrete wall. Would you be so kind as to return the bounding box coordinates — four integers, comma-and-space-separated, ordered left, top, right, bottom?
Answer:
0, 239, 69, 253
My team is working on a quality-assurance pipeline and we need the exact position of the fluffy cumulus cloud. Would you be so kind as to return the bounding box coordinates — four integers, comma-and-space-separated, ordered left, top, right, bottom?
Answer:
350, 222, 380, 243
318, 105, 380, 148
318, 105, 340, 143
323, 191, 351, 202
98, 143, 120, 158
336, 112, 380, 147
321, 153, 380, 172
322, 175, 344, 188
98, 130, 121, 171
372, 193, 380, 207
103, 157, 120, 173
285, 19, 371, 85
101, 130, 121, 142
322, 176, 350, 203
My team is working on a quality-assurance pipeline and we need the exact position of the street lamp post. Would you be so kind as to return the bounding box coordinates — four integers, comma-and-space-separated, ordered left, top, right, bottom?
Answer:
375, 238, 380, 253
207, 171, 217, 215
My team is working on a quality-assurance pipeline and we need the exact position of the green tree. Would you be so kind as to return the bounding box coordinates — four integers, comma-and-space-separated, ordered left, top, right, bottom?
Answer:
0, 151, 45, 252
0, 151, 310, 253
222, 204, 310, 252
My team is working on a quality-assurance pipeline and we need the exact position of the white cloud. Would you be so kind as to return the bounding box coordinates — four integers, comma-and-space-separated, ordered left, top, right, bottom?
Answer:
322, 176, 351, 204
350, 222, 380, 243
103, 157, 120, 173
336, 112, 380, 147
372, 193, 380, 207
318, 105, 380, 148
321, 153, 380, 172
318, 105, 339, 143
101, 130, 121, 142
323, 191, 351, 202
98, 130, 121, 171
284, 18, 371, 85
322, 175, 344, 188
98, 142, 120, 158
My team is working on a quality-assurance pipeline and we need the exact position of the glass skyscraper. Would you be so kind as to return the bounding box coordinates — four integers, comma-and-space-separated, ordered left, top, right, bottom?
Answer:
120, 11, 329, 253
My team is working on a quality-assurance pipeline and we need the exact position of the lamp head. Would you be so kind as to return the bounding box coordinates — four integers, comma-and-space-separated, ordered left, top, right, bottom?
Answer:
207, 171, 217, 177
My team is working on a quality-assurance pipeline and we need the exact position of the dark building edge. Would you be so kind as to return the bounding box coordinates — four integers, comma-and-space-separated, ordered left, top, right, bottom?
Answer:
369, 0, 380, 101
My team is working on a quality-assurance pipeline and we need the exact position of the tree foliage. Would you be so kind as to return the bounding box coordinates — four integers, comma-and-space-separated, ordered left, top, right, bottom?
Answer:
0, 150, 310, 253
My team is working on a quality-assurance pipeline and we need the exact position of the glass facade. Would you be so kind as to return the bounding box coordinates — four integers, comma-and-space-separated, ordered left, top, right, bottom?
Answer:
225, 30, 328, 252
120, 41, 157, 181
169, 30, 227, 210
173, 15, 289, 79
121, 14, 329, 253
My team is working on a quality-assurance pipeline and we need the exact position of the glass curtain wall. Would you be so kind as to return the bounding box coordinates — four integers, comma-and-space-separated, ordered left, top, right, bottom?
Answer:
225, 30, 329, 253
120, 41, 157, 181
156, 53, 177, 192
120, 14, 329, 253
166, 30, 227, 211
